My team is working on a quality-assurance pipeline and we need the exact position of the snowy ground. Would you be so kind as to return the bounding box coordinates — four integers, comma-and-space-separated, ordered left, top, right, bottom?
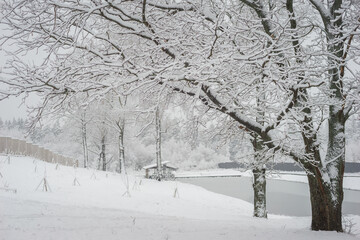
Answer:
1, 156, 359, 240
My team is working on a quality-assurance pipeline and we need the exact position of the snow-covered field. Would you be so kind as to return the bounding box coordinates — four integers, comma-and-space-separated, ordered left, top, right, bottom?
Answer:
1, 156, 359, 240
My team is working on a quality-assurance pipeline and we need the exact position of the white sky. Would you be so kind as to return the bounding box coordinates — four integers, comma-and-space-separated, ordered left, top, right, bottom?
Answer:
0, 96, 31, 121
0, 24, 41, 121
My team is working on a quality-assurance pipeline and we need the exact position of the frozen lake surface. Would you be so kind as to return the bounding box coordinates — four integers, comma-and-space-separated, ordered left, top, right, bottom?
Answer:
179, 176, 360, 216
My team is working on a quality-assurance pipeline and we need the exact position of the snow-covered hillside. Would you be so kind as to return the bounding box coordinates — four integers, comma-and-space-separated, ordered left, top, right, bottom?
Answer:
0, 155, 359, 240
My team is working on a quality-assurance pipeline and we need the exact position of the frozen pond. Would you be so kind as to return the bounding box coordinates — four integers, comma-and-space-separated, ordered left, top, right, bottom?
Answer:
178, 176, 360, 216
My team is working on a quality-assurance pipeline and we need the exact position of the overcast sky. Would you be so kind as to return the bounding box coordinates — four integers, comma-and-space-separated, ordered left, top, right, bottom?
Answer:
0, 42, 28, 121
0, 24, 41, 121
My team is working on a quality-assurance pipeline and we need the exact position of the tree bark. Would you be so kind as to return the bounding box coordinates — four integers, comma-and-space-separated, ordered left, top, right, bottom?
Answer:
118, 122, 125, 174
101, 135, 106, 171
307, 166, 344, 231
251, 136, 267, 218
81, 113, 89, 168
253, 167, 267, 218
308, 1, 346, 229
301, 107, 345, 231
155, 107, 162, 181
307, 88, 346, 231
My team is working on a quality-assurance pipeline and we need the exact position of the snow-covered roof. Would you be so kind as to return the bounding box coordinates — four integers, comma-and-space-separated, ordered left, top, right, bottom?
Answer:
143, 161, 178, 170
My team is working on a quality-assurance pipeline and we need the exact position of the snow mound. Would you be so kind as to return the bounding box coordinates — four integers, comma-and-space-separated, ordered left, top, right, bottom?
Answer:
0, 155, 252, 220
0, 155, 358, 240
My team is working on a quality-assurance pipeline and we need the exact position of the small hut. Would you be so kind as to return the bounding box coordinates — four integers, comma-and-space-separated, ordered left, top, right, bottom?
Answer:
143, 161, 178, 180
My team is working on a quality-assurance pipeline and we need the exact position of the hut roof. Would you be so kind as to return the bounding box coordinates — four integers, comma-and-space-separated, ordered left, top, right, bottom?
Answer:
143, 161, 178, 170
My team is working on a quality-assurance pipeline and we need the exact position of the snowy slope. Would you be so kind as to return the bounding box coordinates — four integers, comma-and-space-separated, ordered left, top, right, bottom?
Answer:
0, 156, 359, 240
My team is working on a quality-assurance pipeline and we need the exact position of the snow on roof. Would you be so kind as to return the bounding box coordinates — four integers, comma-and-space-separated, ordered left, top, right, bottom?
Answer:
143, 161, 178, 170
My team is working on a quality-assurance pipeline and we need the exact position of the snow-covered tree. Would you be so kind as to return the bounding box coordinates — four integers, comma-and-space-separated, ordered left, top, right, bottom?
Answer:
1, 0, 359, 231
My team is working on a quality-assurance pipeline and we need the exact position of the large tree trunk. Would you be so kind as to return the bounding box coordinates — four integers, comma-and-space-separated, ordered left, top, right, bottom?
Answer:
253, 167, 267, 218
304, 95, 345, 231
307, 169, 343, 231
298, 0, 346, 231
308, 10, 346, 229
251, 136, 267, 218
302, 113, 345, 231
308, 92, 346, 231
297, 68, 345, 231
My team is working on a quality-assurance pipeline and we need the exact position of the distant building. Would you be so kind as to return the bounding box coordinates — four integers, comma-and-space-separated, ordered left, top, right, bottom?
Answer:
143, 161, 178, 180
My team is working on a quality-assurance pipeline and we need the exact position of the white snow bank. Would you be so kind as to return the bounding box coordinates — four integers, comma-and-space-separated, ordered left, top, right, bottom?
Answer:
0, 156, 359, 240
0, 156, 252, 220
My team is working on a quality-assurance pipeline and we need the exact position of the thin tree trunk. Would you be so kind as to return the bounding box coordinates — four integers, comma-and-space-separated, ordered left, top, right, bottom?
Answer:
101, 135, 106, 171
118, 121, 125, 174
81, 113, 89, 168
155, 107, 162, 181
